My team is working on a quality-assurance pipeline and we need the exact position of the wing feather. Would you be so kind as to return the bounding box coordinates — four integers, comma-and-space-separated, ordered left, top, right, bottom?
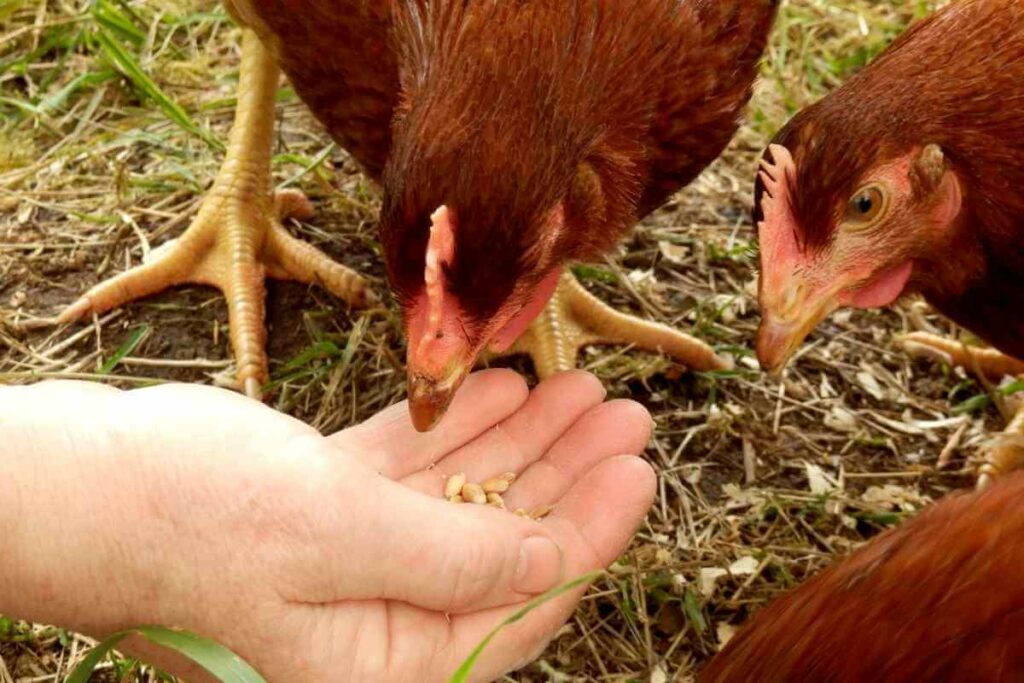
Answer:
228, 0, 400, 182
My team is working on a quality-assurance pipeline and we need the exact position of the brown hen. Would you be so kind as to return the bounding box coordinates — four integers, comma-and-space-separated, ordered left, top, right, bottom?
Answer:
60, 0, 778, 430
753, 0, 1024, 484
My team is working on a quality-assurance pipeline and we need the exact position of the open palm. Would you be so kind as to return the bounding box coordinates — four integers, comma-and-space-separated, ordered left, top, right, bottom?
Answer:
1, 370, 654, 682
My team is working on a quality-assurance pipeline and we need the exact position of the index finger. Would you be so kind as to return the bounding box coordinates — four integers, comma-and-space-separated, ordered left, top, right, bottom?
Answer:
331, 368, 529, 479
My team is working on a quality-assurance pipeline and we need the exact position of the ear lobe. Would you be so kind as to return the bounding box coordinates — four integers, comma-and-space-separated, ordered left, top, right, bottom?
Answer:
910, 144, 947, 198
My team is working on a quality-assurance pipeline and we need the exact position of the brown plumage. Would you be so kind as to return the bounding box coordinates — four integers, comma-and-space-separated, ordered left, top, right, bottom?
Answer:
754, 0, 1024, 369
701, 471, 1024, 682
232, 0, 778, 426
752, 0, 1024, 483
244, 1, 778, 296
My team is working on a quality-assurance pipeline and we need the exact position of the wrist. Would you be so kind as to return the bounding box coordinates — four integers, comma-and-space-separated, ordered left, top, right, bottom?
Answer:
0, 383, 138, 635
0, 415, 30, 623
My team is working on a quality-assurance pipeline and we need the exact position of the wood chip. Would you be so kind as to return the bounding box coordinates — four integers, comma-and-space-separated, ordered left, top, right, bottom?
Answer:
824, 406, 858, 433
486, 492, 505, 509
742, 438, 757, 485
856, 370, 885, 401
936, 422, 969, 470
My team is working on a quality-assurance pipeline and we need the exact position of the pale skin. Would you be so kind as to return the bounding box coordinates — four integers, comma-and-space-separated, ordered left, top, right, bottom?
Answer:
0, 369, 656, 682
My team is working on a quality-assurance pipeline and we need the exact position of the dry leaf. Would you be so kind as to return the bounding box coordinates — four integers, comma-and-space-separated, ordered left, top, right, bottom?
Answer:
728, 556, 760, 576
716, 622, 739, 650
862, 485, 929, 512
856, 371, 885, 401
699, 567, 728, 597
805, 462, 839, 495
824, 406, 858, 433
658, 240, 689, 264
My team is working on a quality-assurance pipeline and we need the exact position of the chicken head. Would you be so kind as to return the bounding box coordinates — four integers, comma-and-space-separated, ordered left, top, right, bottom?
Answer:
401, 205, 565, 432
754, 134, 963, 374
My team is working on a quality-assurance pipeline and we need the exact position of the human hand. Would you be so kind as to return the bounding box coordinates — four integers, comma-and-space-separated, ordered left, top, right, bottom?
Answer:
0, 370, 655, 682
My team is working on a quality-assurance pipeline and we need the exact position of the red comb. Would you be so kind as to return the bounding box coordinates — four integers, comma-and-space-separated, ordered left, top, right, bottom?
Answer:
757, 144, 800, 264
424, 206, 456, 344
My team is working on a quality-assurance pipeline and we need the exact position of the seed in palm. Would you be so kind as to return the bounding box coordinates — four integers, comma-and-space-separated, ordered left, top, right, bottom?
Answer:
445, 472, 551, 520
529, 505, 554, 520
444, 472, 467, 500
461, 483, 488, 505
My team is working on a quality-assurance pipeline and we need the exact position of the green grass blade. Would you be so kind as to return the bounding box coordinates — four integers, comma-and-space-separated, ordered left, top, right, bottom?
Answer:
0, 95, 44, 116
570, 264, 617, 285
339, 317, 368, 373
65, 630, 131, 683
953, 377, 1024, 414
278, 143, 336, 188
38, 69, 117, 115
448, 571, 602, 683
682, 589, 707, 635
92, 27, 222, 151
99, 324, 149, 374
66, 626, 266, 683
0, 0, 27, 22
1001, 379, 1024, 396
90, 0, 147, 46
133, 626, 265, 682
279, 340, 342, 374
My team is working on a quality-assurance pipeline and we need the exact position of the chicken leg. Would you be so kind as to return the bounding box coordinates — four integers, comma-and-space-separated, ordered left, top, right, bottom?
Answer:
498, 272, 733, 378
901, 331, 1024, 489
58, 30, 371, 399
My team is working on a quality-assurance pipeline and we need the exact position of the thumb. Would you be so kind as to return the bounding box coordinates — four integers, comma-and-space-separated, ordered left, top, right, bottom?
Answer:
301, 477, 566, 614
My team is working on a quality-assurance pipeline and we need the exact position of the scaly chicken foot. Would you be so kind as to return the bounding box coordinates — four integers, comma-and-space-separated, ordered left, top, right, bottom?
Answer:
900, 332, 1024, 379
497, 272, 733, 378
978, 407, 1024, 490
900, 332, 1024, 489
58, 30, 371, 399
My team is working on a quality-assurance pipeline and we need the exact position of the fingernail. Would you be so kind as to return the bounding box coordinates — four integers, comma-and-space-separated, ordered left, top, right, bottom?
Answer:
514, 536, 564, 594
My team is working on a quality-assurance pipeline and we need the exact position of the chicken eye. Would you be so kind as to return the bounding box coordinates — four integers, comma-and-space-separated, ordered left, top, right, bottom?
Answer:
844, 186, 887, 226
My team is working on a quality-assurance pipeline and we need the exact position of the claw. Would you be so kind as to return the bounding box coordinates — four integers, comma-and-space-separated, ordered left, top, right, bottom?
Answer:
244, 377, 263, 401
495, 272, 729, 378
57, 297, 93, 325
51, 30, 369, 402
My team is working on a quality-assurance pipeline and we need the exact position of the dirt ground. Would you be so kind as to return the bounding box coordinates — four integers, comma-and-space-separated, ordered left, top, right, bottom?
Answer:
2, 1, 1002, 681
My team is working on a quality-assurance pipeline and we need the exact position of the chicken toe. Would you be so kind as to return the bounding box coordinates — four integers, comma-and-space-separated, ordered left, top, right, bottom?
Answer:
900, 332, 1024, 379
497, 272, 732, 378
57, 30, 371, 399
978, 407, 1024, 490
899, 332, 1024, 488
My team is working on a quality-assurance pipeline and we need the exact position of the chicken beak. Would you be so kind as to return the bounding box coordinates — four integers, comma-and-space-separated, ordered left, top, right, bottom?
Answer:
756, 281, 838, 375
407, 362, 472, 432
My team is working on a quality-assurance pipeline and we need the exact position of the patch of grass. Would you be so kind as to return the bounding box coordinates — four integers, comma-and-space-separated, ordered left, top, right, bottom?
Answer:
66, 626, 263, 683
953, 379, 1024, 415
448, 572, 603, 683
99, 324, 150, 373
